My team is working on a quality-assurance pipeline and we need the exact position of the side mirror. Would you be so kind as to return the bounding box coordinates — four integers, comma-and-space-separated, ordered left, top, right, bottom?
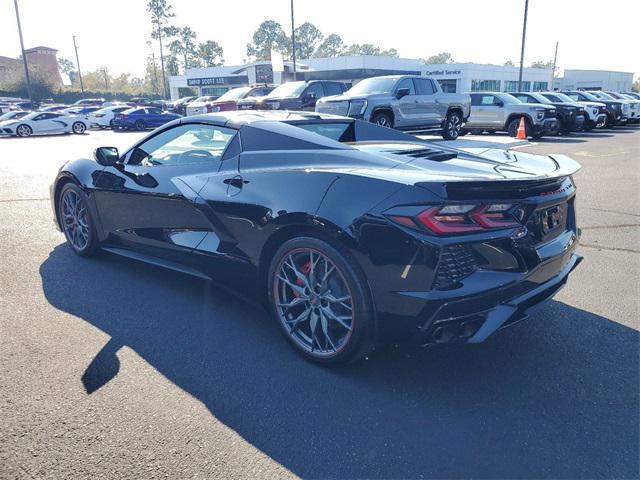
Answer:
494, 100, 504, 107
396, 88, 410, 99
94, 146, 120, 167
304, 92, 317, 102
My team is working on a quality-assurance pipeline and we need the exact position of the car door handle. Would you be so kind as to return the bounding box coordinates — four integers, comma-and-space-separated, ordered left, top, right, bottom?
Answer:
224, 176, 245, 189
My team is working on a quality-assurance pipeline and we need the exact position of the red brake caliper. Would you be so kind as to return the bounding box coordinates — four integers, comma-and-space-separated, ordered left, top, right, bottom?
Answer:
292, 261, 311, 297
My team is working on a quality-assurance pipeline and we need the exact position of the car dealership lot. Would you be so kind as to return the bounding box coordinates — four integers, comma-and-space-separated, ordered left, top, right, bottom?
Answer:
0, 128, 638, 478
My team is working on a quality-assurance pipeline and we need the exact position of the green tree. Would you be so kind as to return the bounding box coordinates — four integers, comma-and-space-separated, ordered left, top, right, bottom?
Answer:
423, 52, 454, 64
313, 33, 344, 57
147, 0, 175, 98
143, 54, 161, 95
632, 79, 640, 92
195, 40, 224, 67
246, 20, 288, 60
342, 44, 398, 57
529, 60, 554, 69
293, 22, 323, 59
57, 57, 76, 81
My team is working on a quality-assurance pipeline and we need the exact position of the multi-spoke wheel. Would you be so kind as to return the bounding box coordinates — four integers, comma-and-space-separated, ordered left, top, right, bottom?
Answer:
268, 236, 374, 364
72, 121, 86, 134
58, 184, 99, 256
442, 111, 462, 140
16, 124, 32, 137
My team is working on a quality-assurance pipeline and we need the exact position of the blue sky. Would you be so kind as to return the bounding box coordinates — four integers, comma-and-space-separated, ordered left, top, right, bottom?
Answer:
1, 0, 638, 79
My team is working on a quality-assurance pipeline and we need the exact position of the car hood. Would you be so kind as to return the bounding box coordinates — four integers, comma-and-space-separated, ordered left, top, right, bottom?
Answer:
320, 93, 386, 103
0, 120, 19, 127
318, 141, 581, 183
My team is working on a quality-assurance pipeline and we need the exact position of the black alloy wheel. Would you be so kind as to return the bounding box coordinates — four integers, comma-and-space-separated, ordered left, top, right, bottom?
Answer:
135, 119, 146, 131
371, 112, 393, 128
442, 111, 462, 140
58, 184, 99, 257
268, 236, 374, 365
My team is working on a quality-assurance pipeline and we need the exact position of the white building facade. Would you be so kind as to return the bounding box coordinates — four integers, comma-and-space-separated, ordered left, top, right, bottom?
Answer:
557, 69, 634, 91
169, 56, 634, 100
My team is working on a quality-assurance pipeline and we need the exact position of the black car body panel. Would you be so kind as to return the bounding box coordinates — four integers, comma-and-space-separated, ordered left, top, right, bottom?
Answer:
51, 111, 582, 346
238, 81, 348, 112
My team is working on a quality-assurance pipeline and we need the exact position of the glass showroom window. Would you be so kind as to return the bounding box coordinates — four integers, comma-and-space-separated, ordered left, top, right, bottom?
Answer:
504, 81, 531, 92
533, 82, 549, 91
471, 80, 501, 91
201, 87, 229, 96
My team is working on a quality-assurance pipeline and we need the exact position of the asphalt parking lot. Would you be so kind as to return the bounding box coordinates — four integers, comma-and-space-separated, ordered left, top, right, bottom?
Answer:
0, 127, 638, 479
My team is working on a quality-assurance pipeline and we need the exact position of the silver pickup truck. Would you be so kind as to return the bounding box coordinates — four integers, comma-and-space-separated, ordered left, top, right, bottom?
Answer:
464, 92, 558, 139
315, 75, 471, 140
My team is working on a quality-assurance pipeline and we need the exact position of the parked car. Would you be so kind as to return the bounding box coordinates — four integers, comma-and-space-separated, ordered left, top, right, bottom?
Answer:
0, 110, 29, 131
539, 92, 606, 130
622, 92, 640, 100
127, 97, 166, 109
50, 110, 582, 364
603, 91, 640, 124
463, 92, 557, 138
87, 105, 133, 129
39, 105, 70, 112
170, 96, 197, 116
316, 75, 471, 140
259, 80, 348, 112
12, 101, 38, 111
206, 85, 275, 112
512, 91, 585, 133
185, 96, 220, 116
586, 91, 634, 124
112, 107, 181, 130
562, 91, 625, 127
62, 106, 101, 117
73, 98, 104, 107
0, 111, 88, 137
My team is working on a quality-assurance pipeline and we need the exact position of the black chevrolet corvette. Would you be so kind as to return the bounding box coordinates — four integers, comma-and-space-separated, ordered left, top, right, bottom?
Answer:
51, 111, 582, 364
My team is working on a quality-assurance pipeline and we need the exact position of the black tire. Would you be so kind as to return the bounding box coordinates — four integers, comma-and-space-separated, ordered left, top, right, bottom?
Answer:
583, 121, 594, 131
58, 183, 100, 257
109, 119, 114, 129
507, 117, 531, 138
16, 124, 32, 137
441, 110, 462, 140
604, 113, 616, 128
371, 111, 393, 128
72, 121, 86, 134
556, 117, 566, 134
267, 236, 375, 365
135, 119, 146, 131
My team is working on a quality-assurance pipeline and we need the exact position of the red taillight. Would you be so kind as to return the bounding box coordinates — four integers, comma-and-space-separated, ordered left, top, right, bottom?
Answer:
393, 203, 520, 235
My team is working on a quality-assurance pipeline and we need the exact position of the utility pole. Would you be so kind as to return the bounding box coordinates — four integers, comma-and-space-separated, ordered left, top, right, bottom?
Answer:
518, 0, 529, 91
290, 0, 296, 81
13, 0, 33, 104
72, 35, 84, 96
550, 41, 559, 90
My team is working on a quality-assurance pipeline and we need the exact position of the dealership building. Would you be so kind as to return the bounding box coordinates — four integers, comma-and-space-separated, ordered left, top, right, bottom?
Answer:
556, 69, 634, 92
168, 55, 632, 100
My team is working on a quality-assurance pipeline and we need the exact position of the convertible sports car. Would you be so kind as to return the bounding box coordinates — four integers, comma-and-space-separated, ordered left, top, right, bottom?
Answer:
1, 111, 88, 137
51, 111, 582, 364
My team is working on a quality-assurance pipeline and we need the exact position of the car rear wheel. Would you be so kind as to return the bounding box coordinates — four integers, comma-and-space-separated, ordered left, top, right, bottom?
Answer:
72, 122, 86, 134
16, 124, 32, 137
268, 236, 374, 365
371, 112, 393, 128
442, 111, 462, 140
135, 119, 146, 131
58, 183, 99, 257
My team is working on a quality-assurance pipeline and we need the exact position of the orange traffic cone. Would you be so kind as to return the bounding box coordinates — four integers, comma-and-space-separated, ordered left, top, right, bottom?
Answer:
516, 116, 527, 140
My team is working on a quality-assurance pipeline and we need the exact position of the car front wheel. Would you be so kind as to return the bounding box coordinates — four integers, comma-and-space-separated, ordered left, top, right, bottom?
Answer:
135, 119, 146, 131
58, 183, 99, 257
16, 124, 32, 137
371, 112, 393, 128
268, 236, 375, 365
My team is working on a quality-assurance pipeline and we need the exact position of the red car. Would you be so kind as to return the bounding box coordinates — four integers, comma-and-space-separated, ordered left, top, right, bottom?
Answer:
208, 85, 275, 112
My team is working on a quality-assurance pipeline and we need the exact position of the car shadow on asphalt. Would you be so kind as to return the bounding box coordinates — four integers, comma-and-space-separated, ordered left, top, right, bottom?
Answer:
39, 244, 639, 479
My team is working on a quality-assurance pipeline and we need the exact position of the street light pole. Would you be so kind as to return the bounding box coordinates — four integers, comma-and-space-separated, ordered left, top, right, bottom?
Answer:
550, 41, 559, 90
290, 0, 296, 81
518, 0, 529, 91
13, 0, 33, 104
72, 35, 85, 96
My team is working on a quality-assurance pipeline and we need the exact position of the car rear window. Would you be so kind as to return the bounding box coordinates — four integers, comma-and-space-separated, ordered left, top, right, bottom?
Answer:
293, 122, 354, 142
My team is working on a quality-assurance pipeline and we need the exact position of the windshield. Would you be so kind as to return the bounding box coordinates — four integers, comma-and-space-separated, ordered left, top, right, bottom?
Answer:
348, 77, 398, 95
549, 92, 575, 103
528, 93, 552, 104
216, 87, 251, 101
497, 93, 520, 104
267, 82, 307, 98
0, 111, 27, 121
194, 96, 215, 103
